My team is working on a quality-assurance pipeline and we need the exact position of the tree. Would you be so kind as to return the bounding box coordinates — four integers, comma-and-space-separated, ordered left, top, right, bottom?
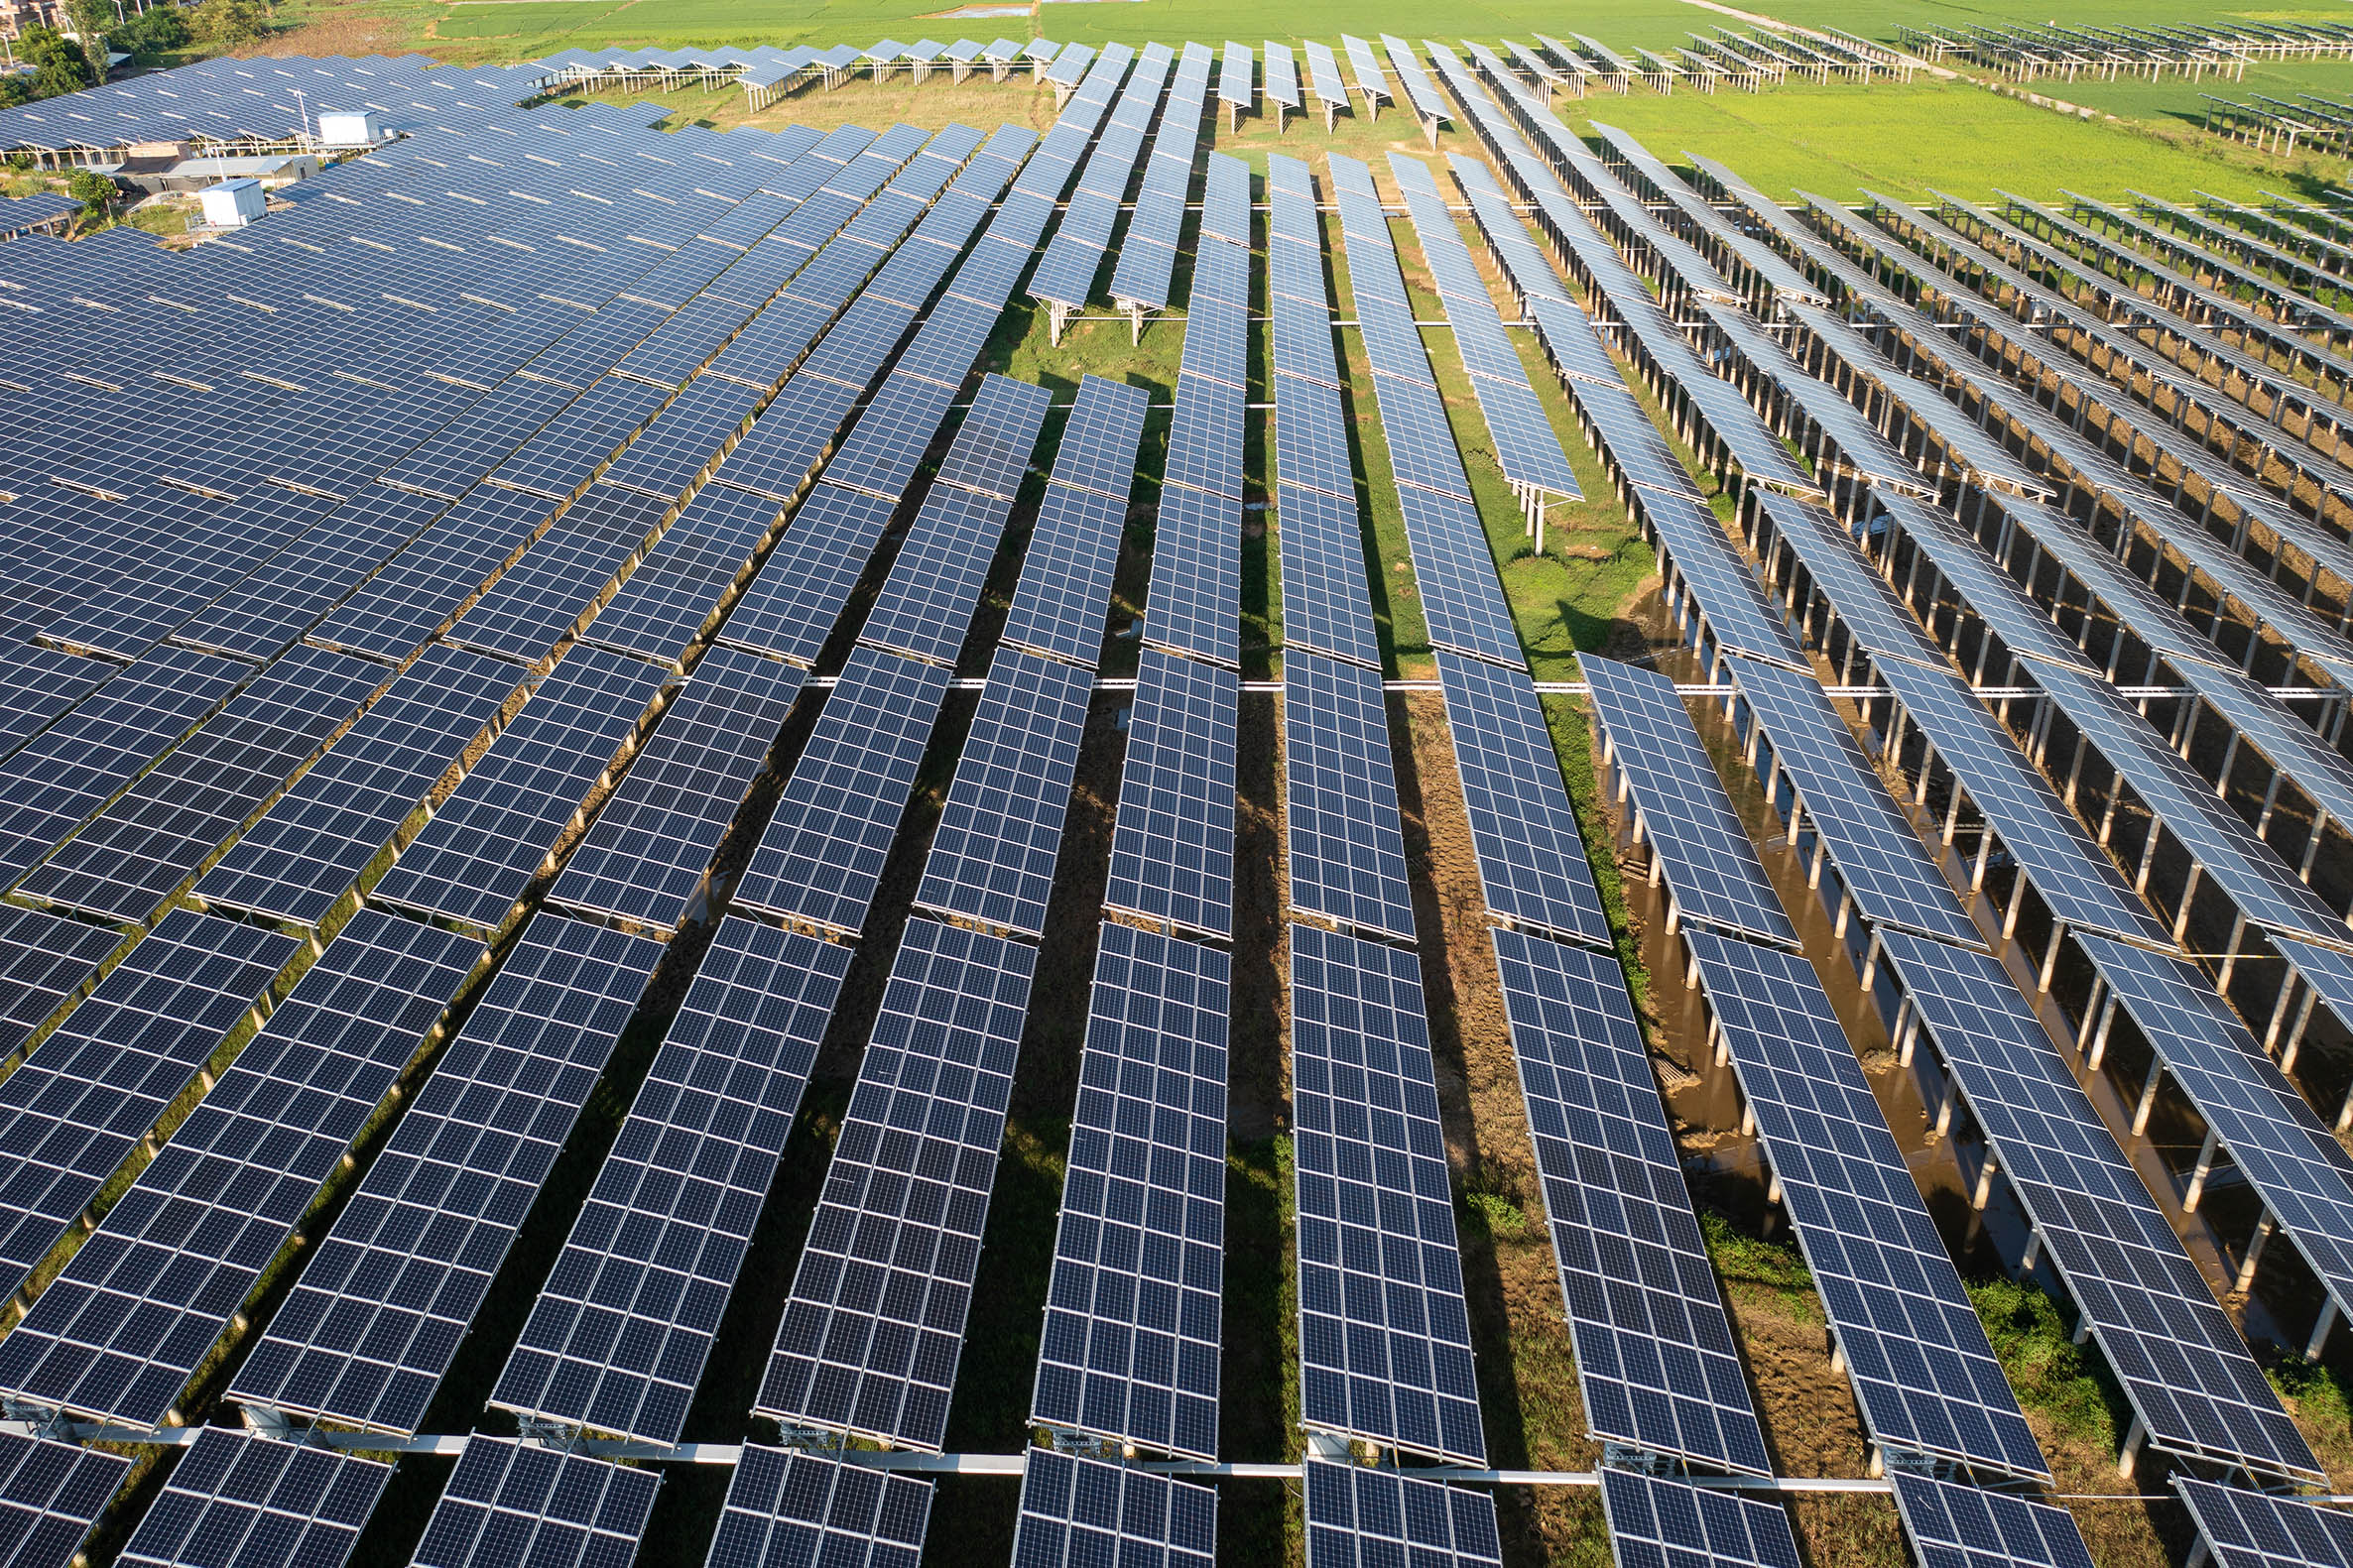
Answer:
110, 5, 189, 64
20, 27, 97, 97
64, 167, 115, 228
188, 0, 271, 50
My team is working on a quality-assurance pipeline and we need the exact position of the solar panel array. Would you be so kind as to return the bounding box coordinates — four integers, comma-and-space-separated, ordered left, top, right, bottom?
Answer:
1109, 44, 1215, 313
1031, 44, 1160, 312
1015, 1450, 1215, 1568
1597, 1469, 1802, 1568
1878, 930, 2322, 1484
1303, 1458, 1500, 1568
116, 1428, 389, 1568
411, 1435, 659, 1568
708, 1446, 932, 1568
1683, 930, 2049, 1481
2175, 1477, 2353, 1568
1582, 656, 1798, 947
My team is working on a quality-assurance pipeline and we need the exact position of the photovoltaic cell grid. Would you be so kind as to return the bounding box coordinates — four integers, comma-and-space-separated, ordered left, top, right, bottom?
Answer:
115, 1429, 389, 1568
707, 1446, 932, 1568
1582, 656, 1797, 947
229, 915, 663, 1436
1302, 1459, 1500, 1568
1142, 483, 1242, 670
1490, 927, 1772, 1474
1033, 922, 1228, 1461
1722, 658, 1985, 950
914, 648, 1093, 940
1291, 923, 1485, 1465
2175, 1477, 2353, 1568
0, 909, 300, 1299
1276, 484, 1382, 672
1875, 929, 2320, 1483
0, 1432, 128, 1568
549, 647, 804, 932
757, 919, 1037, 1450
0, 905, 123, 1057
0, 910, 482, 1428
1888, 1473, 2096, 1568
1597, 1469, 1802, 1568
371, 646, 668, 932
411, 1437, 657, 1568
1012, 1451, 1214, 1568
1103, 650, 1240, 939
1284, 649, 1417, 942
492, 919, 853, 1446
730, 648, 952, 936
1684, 930, 2049, 1481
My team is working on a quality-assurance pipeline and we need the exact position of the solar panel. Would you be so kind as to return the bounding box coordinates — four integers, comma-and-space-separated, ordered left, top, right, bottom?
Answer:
1302, 1459, 1498, 1568
0, 909, 300, 1300
229, 914, 663, 1435
1490, 927, 1771, 1473
1427, 653, 1613, 947
1044, 374, 1151, 505
929, 373, 1055, 502
1873, 658, 2170, 946
549, 646, 804, 931
192, 645, 526, 927
1103, 650, 1239, 938
1582, 656, 1796, 946
1682, 929, 2048, 1481
577, 482, 783, 670
1142, 482, 1242, 670
378, 648, 666, 930
1634, 488, 1810, 674
0, 1431, 129, 1568
1292, 922, 1484, 1464
730, 648, 952, 935
0, 645, 108, 766
858, 487, 1024, 666
115, 1429, 389, 1568
170, 488, 448, 663
1887, 1473, 2095, 1568
0, 644, 247, 887
1285, 650, 1417, 941
913, 648, 1093, 939
1012, 1451, 1214, 1568
715, 483, 898, 666
1721, 659, 1986, 949
411, 1437, 658, 1568
1303, 40, 1348, 108
307, 485, 559, 664
1275, 483, 1380, 671
0, 905, 123, 1057
709, 378, 865, 505
1599, 1470, 1801, 1568
708, 1446, 932, 1568
491, 375, 672, 501
1218, 41, 1253, 107
2174, 1477, 2353, 1568
1033, 922, 1228, 1459
0, 909, 481, 1427
1263, 41, 1300, 108
756, 917, 1037, 1449
493, 918, 852, 1445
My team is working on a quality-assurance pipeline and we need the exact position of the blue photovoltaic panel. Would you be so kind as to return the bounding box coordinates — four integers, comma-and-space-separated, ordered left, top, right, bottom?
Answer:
1276, 484, 1381, 671
914, 648, 1093, 939
0, 644, 247, 887
0, 909, 300, 1301
0, 905, 124, 1058
1103, 650, 1239, 938
930, 374, 1054, 502
115, 1427, 389, 1568
1012, 1451, 1213, 1568
1142, 482, 1241, 670
305, 486, 558, 665
443, 485, 671, 663
1302, 1459, 1498, 1568
2175, 1478, 2353, 1568
229, 915, 664, 1436
411, 1437, 658, 1568
1683, 929, 2049, 1481
576, 482, 782, 670
1292, 923, 1484, 1465
1396, 487, 1527, 669
1491, 927, 1772, 1475
1598, 1470, 1802, 1568
1890, 1473, 2095, 1568
1433, 653, 1614, 948
1050, 375, 1152, 504
549, 647, 804, 931
0, 1432, 129, 1568
370, 646, 668, 931
730, 648, 952, 934
0, 910, 482, 1427
705, 1447, 932, 1568
999, 481, 1129, 668
756, 919, 1037, 1450
192, 645, 526, 927
716, 483, 899, 666
1581, 656, 1797, 947
1284, 649, 1417, 942
1032, 922, 1228, 1461
857, 486, 1023, 667
493, 919, 853, 1445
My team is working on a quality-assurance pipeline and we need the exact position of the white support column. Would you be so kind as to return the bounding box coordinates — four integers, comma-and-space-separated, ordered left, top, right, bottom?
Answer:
2182, 1127, 2221, 1212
